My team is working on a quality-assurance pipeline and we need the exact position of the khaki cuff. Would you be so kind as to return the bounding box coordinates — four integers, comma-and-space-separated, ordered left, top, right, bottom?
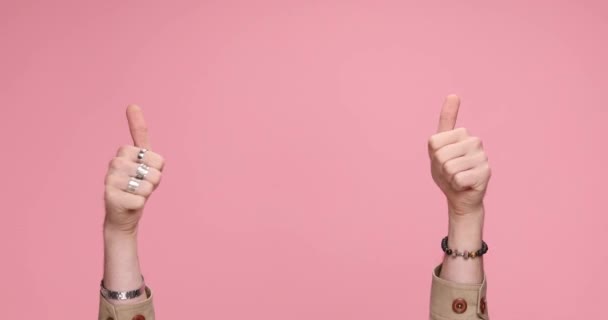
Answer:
430, 264, 489, 320
98, 286, 155, 320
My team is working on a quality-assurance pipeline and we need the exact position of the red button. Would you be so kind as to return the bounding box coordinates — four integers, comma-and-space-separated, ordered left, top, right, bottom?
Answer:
452, 298, 467, 314
132, 315, 145, 320
480, 297, 487, 314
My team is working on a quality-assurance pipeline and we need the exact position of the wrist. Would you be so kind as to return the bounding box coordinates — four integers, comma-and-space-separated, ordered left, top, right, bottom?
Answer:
103, 226, 139, 254
447, 206, 484, 249
103, 223, 138, 241
447, 201, 484, 217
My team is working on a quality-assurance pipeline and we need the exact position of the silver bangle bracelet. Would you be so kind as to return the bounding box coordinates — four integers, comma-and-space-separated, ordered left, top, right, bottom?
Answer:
100, 276, 146, 300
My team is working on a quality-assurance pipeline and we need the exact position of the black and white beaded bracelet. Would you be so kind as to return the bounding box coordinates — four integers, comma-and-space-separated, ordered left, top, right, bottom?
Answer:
441, 236, 488, 259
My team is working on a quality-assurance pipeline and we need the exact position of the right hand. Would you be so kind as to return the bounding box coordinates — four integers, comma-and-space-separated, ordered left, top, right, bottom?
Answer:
428, 95, 491, 217
103, 105, 165, 234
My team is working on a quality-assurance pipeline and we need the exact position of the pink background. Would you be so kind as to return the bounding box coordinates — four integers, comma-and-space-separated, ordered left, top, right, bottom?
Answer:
1, 1, 607, 319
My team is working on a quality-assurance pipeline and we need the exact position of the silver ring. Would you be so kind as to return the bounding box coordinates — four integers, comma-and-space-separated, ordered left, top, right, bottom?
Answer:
127, 177, 140, 193
135, 163, 149, 180
137, 148, 148, 163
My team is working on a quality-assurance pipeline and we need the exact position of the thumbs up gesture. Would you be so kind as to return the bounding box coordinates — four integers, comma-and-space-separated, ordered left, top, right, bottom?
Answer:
103, 105, 165, 234
428, 95, 491, 216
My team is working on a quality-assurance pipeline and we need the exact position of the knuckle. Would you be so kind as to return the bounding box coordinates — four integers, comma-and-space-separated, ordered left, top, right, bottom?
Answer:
452, 173, 465, 187
130, 196, 146, 210
104, 173, 116, 185
157, 155, 166, 169
109, 157, 125, 170
442, 161, 454, 176
117, 145, 131, 156
456, 127, 469, 136
485, 164, 492, 177
468, 136, 482, 148
144, 181, 154, 194
134, 123, 149, 135
428, 136, 439, 150
153, 172, 162, 185
480, 152, 489, 162
135, 181, 151, 196
432, 150, 443, 162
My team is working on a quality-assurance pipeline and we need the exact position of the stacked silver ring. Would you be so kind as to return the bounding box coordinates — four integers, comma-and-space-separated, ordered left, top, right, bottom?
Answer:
137, 148, 148, 163
127, 148, 149, 193
127, 177, 140, 193
135, 163, 149, 180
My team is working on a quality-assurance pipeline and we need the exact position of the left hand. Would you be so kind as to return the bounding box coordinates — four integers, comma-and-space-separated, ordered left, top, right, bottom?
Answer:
428, 95, 491, 216
103, 105, 165, 235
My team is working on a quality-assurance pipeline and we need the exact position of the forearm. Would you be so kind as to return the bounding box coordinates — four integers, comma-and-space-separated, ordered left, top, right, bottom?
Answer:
102, 227, 147, 304
428, 96, 491, 319
439, 205, 485, 284
429, 205, 489, 319
98, 105, 159, 319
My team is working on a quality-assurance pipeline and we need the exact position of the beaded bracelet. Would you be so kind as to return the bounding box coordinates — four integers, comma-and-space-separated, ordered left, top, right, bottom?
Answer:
441, 236, 488, 259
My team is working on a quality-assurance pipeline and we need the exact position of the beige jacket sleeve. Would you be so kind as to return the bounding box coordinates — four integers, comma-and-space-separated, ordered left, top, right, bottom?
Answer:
98, 287, 155, 320
98, 264, 488, 320
430, 264, 489, 320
